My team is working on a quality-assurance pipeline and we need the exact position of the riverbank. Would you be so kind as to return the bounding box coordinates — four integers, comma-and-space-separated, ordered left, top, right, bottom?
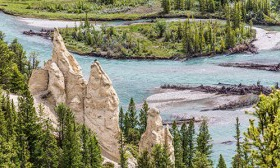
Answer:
253, 27, 280, 50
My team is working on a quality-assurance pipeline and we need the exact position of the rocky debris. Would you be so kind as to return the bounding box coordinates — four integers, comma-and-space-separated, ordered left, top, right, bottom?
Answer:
161, 83, 272, 95
23, 29, 53, 39
203, 94, 259, 111
29, 28, 120, 162
139, 108, 175, 163
219, 62, 280, 72
163, 118, 202, 125
228, 42, 258, 54
84, 61, 120, 162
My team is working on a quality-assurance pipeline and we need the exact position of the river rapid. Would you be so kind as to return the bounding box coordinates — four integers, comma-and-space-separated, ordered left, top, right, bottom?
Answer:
1, 11, 280, 165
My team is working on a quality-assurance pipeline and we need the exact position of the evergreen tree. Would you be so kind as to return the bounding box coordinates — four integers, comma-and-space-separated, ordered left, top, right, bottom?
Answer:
138, 150, 153, 168
217, 154, 227, 168
0, 94, 19, 167
57, 104, 82, 168
172, 121, 186, 168
34, 119, 60, 168
232, 117, 244, 168
161, 0, 171, 14
151, 144, 173, 168
139, 101, 149, 135
244, 90, 280, 167
119, 132, 128, 168
17, 89, 43, 165
119, 107, 125, 131
192, 151, 212, 168
196, 119, 212, 159
185, 118, 196, 167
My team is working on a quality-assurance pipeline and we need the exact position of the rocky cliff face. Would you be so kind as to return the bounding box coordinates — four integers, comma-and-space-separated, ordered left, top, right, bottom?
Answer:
138, 108, 175, 163
29, 28, 120, 162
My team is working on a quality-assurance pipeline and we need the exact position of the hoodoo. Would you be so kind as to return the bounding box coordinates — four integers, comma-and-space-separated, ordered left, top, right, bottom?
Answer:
138, 108, 175, 163
29, 28, 120, 162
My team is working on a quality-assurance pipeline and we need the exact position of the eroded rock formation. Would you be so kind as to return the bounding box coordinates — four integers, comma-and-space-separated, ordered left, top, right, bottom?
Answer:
139, 108, 175, 163
29, 28, 120, 162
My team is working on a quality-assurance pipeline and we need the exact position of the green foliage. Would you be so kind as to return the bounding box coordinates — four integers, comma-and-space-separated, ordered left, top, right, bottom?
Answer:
56, 104, 82, 168
197, 119, 212, 159
192, 151, 212, 168
171, 121, 186, 168
151, 144, 173, 168
217, 154, 227, 168
139, 101, 149, 135
243, 90, 280, 167
61, 17, 254, 59
119, 132, 128, 168
138, 150, 153, 168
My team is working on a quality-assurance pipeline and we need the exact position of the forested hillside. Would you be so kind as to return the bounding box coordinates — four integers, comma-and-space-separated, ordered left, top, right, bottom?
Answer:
0, 0, 279, 23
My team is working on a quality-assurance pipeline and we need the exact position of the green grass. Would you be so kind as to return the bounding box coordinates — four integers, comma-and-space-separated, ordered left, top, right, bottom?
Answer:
59, 19, 255, 59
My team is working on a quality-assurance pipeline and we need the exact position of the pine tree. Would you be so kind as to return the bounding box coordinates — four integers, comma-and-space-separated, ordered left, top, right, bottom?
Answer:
127, 98, 138, 129
243, 90, 280, 167
139, 101, 149, 135
34, 119, 60, 168
119, 132, 128, 168
161, 0, 171, 14
151, 144, 173, 168
0, 94, 19, 167
138, 150, 153, 168
172, 121, 186, 168
217, 154, 227, 168
17, 89, 43, 165
232, 117, 244, 168
186, 118, 195, 167
196, 119, 212, 159
192, 151, 212, 168
119, 107, 125, 131
58, 104, 82, 168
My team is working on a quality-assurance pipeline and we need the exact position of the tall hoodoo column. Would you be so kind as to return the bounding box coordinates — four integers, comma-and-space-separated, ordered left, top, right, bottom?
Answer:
139, 108, 175, 163
84, 61, 120, 162
51, 28, 86, 122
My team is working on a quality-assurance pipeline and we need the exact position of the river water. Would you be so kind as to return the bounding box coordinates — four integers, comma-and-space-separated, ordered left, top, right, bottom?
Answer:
1, 12, 280, 165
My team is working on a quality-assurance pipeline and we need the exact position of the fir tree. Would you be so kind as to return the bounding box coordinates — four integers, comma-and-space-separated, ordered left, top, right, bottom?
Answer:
244, 90, 280, 167
151, 144, 173, 168
139, 101, 149, 135
119, 107, 125, 131
161, 0, 171, 14
192, 151, 212, 168
197, 119, 212, 159
119, 132, 128, 168
217, 154, 227, 168
58, 104, 82, 168
172, 121, 186, 168
138, 150, 153, 168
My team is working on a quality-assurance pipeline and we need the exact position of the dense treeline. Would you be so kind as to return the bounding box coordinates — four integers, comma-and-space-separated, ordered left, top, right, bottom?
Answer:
0, 91, 102, 167
61, 14, 254, 59
27, 0, 149, 14
0, 33, 39, 94
161, 0, 279, 24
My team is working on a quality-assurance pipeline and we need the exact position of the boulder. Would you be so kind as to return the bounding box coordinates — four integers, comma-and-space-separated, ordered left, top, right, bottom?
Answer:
139, 108, 175, 163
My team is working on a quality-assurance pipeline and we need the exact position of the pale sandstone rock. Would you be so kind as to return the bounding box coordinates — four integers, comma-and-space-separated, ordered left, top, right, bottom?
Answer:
28, 69, 49, 95
46, 62, 66, 105
51, 28, 86, 122
84, 61, 120, 162
28, 28, 120, 163
139, 108, 175, 163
